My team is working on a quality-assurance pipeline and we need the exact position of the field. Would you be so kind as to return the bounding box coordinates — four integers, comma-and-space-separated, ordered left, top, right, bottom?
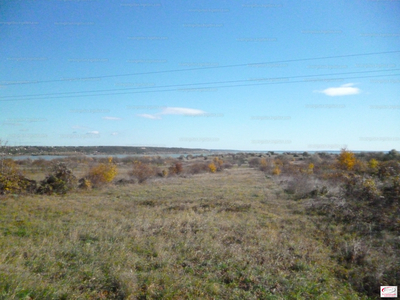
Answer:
0, 152, 399, 299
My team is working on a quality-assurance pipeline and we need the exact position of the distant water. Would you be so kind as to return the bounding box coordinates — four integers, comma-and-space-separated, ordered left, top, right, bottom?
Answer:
3, 153, 206, 161
3, 150, 383, 161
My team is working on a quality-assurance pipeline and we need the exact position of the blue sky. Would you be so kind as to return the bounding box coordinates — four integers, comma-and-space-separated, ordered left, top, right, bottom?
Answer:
1, 0, 399, 151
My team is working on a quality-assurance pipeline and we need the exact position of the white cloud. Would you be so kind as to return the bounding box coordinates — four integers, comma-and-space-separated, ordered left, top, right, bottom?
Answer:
137, 114, 161, 119
160, 107, 206, 116
111, 132, 119, 136
102, 116, 121, 120
87, 131, 100, 135
317, 83, 360, 96
137, 107, 206, 119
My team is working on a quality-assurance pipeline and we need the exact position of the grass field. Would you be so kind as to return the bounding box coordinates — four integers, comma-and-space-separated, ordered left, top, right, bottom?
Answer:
1, 164, 378, 299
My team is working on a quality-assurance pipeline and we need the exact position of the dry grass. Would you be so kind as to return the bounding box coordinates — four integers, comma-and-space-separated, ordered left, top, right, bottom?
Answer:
1, 167, 369, 299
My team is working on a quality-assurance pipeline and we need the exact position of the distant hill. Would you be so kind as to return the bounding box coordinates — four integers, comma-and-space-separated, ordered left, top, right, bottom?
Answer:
2, 146, 211, 156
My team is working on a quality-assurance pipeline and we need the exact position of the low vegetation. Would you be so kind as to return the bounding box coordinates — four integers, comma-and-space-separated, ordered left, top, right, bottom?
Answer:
0, 149, 398, 299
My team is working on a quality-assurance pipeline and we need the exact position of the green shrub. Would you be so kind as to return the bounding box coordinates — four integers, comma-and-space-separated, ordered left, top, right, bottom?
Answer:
37, 163, 77, 195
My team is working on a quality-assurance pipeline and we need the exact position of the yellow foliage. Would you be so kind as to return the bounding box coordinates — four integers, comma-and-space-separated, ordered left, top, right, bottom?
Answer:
0, 159, 26, 194
272, 166, 281, 176
368, 159, 379, 169
208, 163, 217, 173
79, 178, 92, 190
337, 148, 356, 170
88, 158, 117, 185
308, 163, 314, 174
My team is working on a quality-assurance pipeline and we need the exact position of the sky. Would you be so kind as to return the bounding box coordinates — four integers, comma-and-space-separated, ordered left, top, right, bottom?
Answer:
0, 0, 399, 151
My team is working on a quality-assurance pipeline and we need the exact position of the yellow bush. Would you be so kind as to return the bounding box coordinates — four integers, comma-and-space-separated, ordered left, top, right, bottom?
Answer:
368, 159, 379, 169
337, 148, 356, 170
272, 166, 281, 176
208, 163, 217, 173
88, 157, 117, 186
308, 163, 314, 174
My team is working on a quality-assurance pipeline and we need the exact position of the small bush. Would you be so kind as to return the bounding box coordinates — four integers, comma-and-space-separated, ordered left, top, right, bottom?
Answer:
78, 178, 92, 191
130, 161, 155, 183
161, 169, 169, 177
337, 148, 356, 171
208, 163, 217, 173
368, 158, 379, 170
213, 157, 223, 171
272, 166, 281, 176
37, 163, 77, 195
0, 159, 36, 194
88, 157, 118, 187
259, 158, 268, 172
249, 158, 260, 168
222, 162, 233, 169
168, 162, 183, 175
341, 174, 381, 202
188, 163, 208, 174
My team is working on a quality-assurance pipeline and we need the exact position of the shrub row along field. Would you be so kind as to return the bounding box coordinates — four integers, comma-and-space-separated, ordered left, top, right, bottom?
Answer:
0, 149, 399, 299
0, 156, 231, 195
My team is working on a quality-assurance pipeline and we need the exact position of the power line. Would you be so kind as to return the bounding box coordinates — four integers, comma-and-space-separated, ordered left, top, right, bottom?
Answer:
2, 50, 400, 86
1, 68, 399, 100
1, 72, 399, 102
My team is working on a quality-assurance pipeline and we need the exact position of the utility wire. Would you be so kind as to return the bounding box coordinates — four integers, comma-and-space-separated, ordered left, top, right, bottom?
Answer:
2, 50, 400, 86
1, 72, 399, 102
1, 68, 399, 100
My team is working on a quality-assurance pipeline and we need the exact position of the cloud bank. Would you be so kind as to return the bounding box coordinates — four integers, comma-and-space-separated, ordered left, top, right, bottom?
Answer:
317, 83, 360, 96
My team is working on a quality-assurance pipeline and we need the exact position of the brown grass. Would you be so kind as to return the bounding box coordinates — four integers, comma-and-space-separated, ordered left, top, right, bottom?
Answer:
0, 165, 369, 299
